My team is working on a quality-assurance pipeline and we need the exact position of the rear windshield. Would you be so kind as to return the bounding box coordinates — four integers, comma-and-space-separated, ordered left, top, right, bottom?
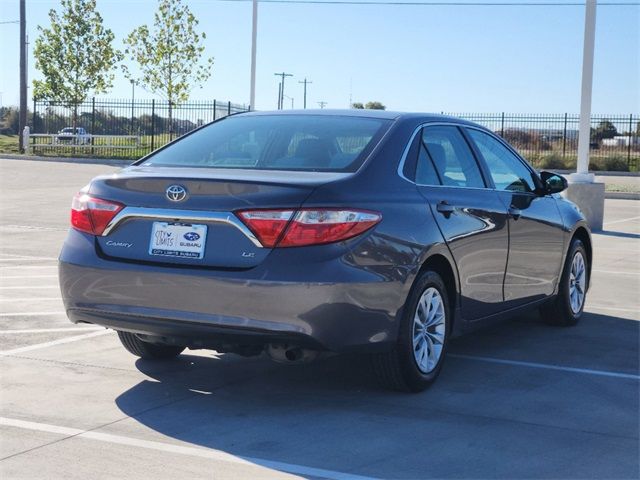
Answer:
142, 114, 392, 172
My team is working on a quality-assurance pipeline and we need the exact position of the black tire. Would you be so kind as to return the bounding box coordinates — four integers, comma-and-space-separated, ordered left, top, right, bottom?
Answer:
117, 331, 185, 360
540, 238, 589, 327
372, 270, 450, 392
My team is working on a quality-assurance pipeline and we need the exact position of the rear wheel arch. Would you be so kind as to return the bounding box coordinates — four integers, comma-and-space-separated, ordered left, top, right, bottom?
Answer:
416, 254, 458, 333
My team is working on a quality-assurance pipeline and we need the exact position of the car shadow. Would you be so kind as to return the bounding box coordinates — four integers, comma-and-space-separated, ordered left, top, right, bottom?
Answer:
114, 311, 639, 479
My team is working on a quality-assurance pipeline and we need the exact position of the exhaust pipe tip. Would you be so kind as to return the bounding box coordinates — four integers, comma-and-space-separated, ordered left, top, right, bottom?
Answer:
267, 344, 318, 364
284, 348, 302, 362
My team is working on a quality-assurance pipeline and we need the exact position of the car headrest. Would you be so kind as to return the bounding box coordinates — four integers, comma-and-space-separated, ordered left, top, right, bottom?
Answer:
295, 138, 332, 167
426, 143, 447, 173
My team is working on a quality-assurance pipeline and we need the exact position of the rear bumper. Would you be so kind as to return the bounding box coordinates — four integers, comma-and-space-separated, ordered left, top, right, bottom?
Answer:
59, 229, 411, 352
66, 307, 324, 350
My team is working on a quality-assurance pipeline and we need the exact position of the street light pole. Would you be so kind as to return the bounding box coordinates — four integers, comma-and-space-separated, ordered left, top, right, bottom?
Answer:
283, 95, 294, 109
564, 0, 604, 232
18, 0, 27, 153
574, 0, 597, 182
249, 0, 258, 110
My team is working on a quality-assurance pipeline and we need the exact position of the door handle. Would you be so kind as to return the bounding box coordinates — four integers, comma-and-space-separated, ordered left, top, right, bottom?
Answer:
436, 201, 455, 218
508, 207, 521, 220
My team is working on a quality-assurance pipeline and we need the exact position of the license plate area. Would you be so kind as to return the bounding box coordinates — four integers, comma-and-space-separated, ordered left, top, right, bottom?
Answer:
149, 222, 207, 259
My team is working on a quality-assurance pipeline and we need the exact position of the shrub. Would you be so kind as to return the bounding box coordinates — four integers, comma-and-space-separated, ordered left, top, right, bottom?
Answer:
537, 154, 567, 170
590, 155, 630, 172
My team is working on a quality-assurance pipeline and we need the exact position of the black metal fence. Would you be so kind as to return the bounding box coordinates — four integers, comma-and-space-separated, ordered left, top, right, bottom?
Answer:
26, 102, 639, 170
30, 98, 249, 158
446, 113, 639, 171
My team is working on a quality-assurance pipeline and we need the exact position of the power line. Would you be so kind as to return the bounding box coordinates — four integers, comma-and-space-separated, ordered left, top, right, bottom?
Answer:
213, 0, 638, 6
0, 20, 20, 24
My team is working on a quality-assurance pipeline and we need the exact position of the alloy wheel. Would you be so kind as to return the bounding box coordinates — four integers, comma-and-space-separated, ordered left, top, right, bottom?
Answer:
569, 251, 586, 314
412, 287, 446, 374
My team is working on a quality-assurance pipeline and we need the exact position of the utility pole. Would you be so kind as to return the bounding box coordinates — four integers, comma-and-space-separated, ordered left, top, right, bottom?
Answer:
130, 80, 135, 134
276, 82, 281, 109
19, 0, 27, 153
274, 72, 292, 110
249, 0, 258, 110
318, 101, 328, 109
283, 95, 294, 109
298, 78, 312, 109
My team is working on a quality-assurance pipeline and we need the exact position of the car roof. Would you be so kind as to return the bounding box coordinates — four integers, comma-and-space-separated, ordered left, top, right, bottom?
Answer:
239, 109, 479, 126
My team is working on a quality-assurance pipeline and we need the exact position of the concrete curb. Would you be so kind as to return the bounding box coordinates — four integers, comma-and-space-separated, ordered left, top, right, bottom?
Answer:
554, 169, 640, 177
0, 153, 133, 167
605, 192, 640, 200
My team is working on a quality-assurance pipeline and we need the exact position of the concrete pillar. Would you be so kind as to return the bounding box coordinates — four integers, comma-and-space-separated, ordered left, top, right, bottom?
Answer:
566, 0, 604, 231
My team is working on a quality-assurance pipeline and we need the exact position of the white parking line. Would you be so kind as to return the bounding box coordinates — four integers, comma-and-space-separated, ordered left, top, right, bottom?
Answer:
0, 253, 58, 261
587, 305, 639, 314
0, 285, 59, 289
0, 327, 103, 334
0, 311, 65, 317
0, 330, 112, 356
0, 258, 57, 263
592, 269, 640, 276
0, 275, 58, 280
0, 417, 379, 480
450, 354, 640, 380
603, 215, 640, 227
0, 298, 60, 302
0, 265, 57, 269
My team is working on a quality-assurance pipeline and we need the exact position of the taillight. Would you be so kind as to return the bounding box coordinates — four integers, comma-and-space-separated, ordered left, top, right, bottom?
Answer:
238, 208, 381, 248
71, 193, 124, 236
237, 210, 294, 247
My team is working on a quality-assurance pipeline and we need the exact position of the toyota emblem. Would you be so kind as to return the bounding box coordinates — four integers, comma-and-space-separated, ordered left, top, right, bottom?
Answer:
166, 184, 187, 202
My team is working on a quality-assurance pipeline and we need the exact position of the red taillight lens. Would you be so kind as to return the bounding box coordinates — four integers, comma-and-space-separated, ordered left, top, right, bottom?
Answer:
238, 208, 381, 248
71, 193, 124, 236
237, 210, 294, 248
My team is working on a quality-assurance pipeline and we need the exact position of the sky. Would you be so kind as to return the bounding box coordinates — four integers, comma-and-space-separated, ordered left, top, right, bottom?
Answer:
0, 0, 638, 113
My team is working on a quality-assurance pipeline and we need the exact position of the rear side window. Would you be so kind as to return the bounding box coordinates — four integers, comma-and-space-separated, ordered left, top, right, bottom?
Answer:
467, 129, 537, 193
415, 134, 441, 186
143, 115, 391, 172
420, 126, 485, 188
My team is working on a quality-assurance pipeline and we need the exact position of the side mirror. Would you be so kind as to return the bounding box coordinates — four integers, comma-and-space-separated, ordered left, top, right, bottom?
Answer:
539, 171, 568, 194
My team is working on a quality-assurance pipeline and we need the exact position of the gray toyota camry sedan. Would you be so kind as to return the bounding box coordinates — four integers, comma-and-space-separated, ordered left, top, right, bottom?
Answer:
59, 110, 592, 391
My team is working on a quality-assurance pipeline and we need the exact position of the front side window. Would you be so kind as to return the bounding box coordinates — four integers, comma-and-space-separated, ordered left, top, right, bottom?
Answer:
467, 129, 537, 193
420, 126, 485, 188
143, 115, 391, 172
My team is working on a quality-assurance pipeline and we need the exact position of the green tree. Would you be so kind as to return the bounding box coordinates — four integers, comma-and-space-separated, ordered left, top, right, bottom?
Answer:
591, 119, 618, 142
0, 107, 20, 134
123, 0, 214, 138
33, 0, 121, 127
351, 102, 364, 109
364, 101, 386, 110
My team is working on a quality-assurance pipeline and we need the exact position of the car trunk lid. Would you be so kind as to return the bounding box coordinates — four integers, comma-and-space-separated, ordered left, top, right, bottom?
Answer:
90, 166, 350, 268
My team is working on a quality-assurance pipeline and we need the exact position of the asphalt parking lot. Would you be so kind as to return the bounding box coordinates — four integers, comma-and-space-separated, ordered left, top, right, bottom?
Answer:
1, 159, 638, 479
